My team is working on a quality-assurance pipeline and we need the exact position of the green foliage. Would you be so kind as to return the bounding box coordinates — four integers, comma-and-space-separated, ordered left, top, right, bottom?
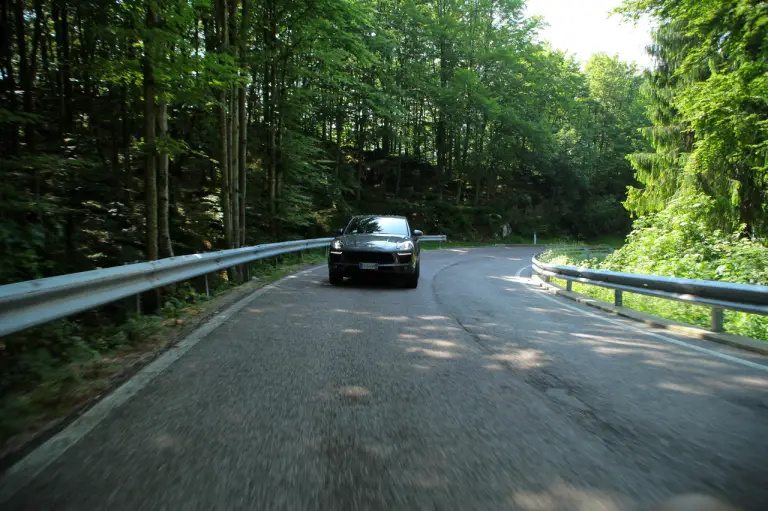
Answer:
620, 0, 768, 235
549, 194, 768, 340
602, 194, 768, 285
0, 249, 327, 445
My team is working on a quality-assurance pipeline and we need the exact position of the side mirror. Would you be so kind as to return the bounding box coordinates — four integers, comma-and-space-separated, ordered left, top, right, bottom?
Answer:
336, 228, 344, 236
413, 230, 423, 237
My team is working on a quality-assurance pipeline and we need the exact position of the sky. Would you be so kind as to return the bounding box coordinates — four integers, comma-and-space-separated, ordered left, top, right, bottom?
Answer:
524, 0, 655, 69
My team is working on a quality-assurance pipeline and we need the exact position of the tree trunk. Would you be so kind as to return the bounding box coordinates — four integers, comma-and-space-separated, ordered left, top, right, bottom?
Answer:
219, 89, 231, 247
355, 104, 365, 201
14, 0, 30, 142
1, 0, 18, 152
458, 117, 470, 205
58, 0, 71, 132
238, 83, 247, 246
157, 97, 173, 257
269, 62, 278, 235
395, 157, 402, 197
121, 85, 132, 174
263, 58, 275, 229
436, 109, 445, 200
335, 98, 343, 180
230, 86, 240, 247
217, 0, 232, 248
143, 6, 158, 262
238, 0, 248, 247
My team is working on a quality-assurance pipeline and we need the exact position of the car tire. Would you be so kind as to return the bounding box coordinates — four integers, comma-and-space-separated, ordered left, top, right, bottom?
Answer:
404, 263, 419, 289
329, 271, 344, 286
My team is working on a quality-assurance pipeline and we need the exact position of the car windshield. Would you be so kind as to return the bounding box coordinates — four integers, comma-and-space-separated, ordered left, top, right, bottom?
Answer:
345, 216, 409, 236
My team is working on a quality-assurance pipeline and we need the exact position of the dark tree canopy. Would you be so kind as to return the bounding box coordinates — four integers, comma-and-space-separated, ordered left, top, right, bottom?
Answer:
0, 0, 647, 285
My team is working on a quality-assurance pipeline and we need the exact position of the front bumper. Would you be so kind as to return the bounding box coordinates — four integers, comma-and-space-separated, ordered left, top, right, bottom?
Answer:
328, 250, 417, 275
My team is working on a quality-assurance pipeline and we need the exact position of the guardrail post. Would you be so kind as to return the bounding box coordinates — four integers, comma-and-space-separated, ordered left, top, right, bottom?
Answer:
711, 307, 724, 332
566, 280, 572, 292
204, 273, 210, 297
533, 231, 537, 245
614, 289, 623, 307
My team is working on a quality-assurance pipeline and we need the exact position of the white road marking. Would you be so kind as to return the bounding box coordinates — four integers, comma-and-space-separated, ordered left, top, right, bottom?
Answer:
515, 265, 532, 278
0, 266, 323, 505
531, 287, 768, 373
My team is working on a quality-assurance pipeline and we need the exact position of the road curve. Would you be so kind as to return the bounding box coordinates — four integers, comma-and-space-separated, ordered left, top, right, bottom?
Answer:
4, 248, 768, 510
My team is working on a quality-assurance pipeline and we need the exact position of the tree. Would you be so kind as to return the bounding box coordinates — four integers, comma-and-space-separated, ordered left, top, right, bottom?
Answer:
619, 0, 768, 236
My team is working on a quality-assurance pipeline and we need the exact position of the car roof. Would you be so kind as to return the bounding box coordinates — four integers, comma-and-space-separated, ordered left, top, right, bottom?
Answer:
351, 215, 407, 220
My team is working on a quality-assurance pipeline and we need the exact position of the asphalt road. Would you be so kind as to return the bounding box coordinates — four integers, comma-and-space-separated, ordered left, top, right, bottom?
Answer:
4, 248, 768, 510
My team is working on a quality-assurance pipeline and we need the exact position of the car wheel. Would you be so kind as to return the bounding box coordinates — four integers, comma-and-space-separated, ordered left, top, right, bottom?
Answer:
329, 271, 344, 286
404, 263, 419, 289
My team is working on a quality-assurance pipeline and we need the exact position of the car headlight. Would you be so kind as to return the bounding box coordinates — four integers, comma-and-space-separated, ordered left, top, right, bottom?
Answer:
331, 239, 344, 250
396, 240, 414, 251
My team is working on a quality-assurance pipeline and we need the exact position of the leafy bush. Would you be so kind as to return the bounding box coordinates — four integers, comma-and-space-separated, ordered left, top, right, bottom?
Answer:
547, 194, 768, 340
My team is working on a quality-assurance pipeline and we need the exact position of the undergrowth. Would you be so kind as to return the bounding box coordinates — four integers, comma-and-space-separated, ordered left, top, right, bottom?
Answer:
539, 195, 768, 341
0, 250, 326, 448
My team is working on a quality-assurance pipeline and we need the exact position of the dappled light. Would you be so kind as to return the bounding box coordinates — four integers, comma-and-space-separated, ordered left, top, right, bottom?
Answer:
152, 434, 182, 453
412, 324, 461, 333
732, 376, 768, 388
403, 338, 458, 348
405, 347, 457, 359
511, 482, 624, 511
657, 382, 710, 396
490, 350, 547, 370
338, 385, 370, 398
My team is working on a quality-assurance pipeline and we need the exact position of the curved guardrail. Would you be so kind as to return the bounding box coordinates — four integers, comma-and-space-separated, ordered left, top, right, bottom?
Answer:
532, 252, 768, 332
0, 233, 449, 337
0, 238, 334, 337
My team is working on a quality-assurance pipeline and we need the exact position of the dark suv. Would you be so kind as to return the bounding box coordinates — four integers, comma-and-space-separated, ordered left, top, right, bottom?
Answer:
328, 215, 422, 288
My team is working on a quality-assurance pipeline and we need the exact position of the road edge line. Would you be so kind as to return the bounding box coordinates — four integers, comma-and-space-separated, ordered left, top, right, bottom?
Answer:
530, 275, 768, 359
0, 265, 324, 505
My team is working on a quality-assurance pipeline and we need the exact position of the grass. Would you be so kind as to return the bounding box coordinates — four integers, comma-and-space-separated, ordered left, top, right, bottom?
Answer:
0, 249, 327, 454
548, 262, 768, 342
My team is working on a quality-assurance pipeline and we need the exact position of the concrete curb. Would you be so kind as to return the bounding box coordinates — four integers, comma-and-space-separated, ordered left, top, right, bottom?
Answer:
531, 275, 768, 356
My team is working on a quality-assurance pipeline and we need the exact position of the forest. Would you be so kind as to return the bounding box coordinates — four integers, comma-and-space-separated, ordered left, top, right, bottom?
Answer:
1, 0, 648, 285
0, 0, 766, 445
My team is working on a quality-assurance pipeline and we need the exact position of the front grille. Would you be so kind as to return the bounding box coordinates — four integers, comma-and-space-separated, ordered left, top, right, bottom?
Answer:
342, 251, 396, 264
395, 254, 412, 264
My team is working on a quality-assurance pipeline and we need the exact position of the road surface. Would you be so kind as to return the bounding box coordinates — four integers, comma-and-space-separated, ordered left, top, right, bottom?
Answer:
3, 248, 768, 510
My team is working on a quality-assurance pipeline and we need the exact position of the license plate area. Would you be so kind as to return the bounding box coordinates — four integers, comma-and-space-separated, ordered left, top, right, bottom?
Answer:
359, 262, 378, 270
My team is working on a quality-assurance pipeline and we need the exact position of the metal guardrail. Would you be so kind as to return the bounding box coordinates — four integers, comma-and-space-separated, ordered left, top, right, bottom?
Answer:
0, 233, 449, 337
532, 252, 768, 332
419, 234, 448, 248
0, 238, 332, 337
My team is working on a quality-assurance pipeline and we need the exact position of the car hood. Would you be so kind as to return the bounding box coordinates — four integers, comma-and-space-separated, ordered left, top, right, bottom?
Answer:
340, 234, 410, 251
